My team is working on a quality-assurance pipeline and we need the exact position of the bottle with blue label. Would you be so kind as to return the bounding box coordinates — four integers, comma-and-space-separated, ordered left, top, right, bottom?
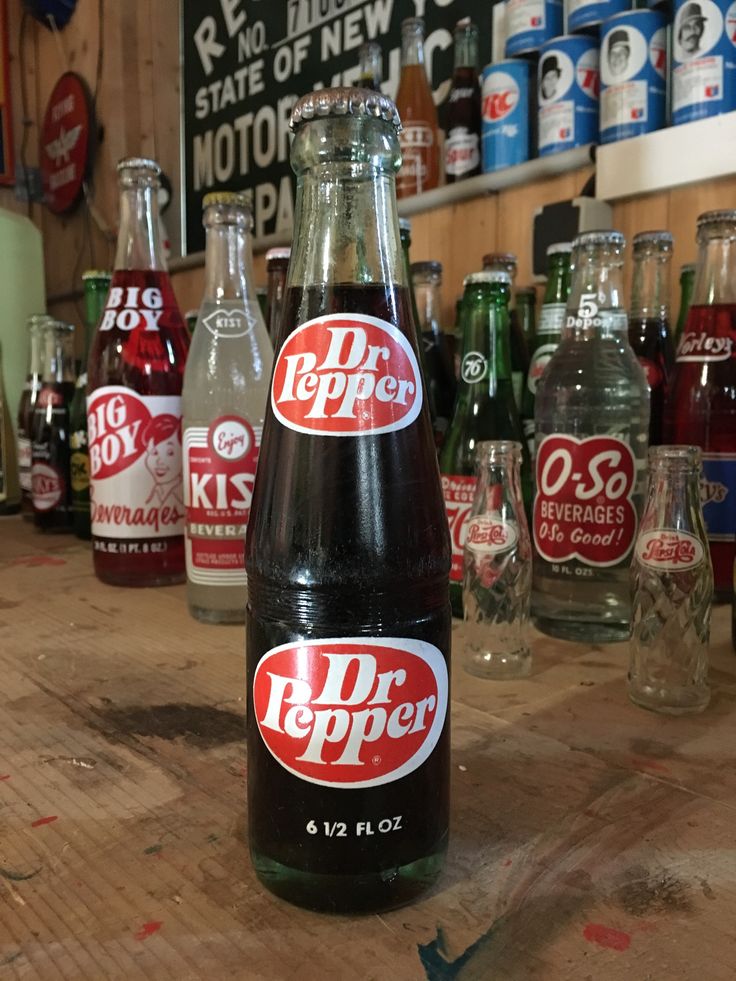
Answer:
538, 36, 600, 156
672, 0, 736, 124
665, 210, 736, 600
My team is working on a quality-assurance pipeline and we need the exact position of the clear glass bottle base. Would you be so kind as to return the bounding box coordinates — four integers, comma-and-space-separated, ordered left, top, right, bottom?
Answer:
534, 615, 630, 644
628, 683, 710, 716
188, 603, 244, 625
464, 647, 531, 680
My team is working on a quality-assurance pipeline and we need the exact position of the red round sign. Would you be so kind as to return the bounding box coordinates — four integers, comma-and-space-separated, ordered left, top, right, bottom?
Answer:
40, 72, 93, 214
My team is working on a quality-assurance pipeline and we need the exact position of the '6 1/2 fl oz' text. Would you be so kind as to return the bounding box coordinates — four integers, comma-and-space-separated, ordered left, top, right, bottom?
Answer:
306, 816, 403, 838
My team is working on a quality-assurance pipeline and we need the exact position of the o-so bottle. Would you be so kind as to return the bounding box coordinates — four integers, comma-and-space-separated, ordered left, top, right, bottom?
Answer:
17, 314, 49, 518
628, 231, 675, 447
70, 271, 111, 540
533, 231, 650, 642
31, 320, 76, 532
411, 260, 456, 447
483, 251, 529, 411
665, 210, 736, 600
675, 262, 695, 344
358, 40, 382, 91
245, 88, 451, 914
396, 18, 440, 198
444, 18, 481, 183
182, 193, 273, 623
440, 271, 527, 619
0, 344, 20, 515
87, 158, 190, 586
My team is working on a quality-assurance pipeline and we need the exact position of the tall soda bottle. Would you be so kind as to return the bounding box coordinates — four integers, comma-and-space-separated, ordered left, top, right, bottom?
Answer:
628, 231, 675, 447
358, 40, 382, 91
515, 286, 537, 343
533, 231, 650, 641
245, 88, 451, 913
400, 219, 439, 442
265, 247, 290, 346
521, 243, 572, 458
665, 210, 736, 599
70, 271, 111, 539
675, 262, 695, 344
483, 252, 529, 411
396, 18, 440, 198
182, 193, 273, 623
411, 260, 456, 446
0, 344, 20, 515
87, 158, 190, 586
440, 271, 528, 619
17, 314, 48, 518
444, 18, 481, 183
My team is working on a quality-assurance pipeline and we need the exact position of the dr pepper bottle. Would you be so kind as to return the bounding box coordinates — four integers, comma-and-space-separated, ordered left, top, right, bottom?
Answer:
245, 88, 451, 914
87, 158, 190, 586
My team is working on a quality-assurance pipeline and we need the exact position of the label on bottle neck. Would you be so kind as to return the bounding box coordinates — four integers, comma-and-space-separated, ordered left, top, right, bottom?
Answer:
445, 129, 480, 177
538, 302, 566, 334
441, 474, 478, 582
635, 529, 704, 571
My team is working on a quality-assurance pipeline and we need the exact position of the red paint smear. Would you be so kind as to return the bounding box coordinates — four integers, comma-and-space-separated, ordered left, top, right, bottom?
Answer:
583, 923, 631, 952
31, 815, 58, 827
630, 756, 671, 774
0, 775, 10, 781
134, 921, 163, 941
503, 859, 512, 867
11, 555, 67, 567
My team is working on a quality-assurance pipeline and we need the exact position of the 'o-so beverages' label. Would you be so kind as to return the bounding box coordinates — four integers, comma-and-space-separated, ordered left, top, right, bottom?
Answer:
253, 637, 448, 788
183, 416, 260, 585
271, 314, 422, 437
88, 386, 185, 539
31, 462, 64, 511
466, 513, 519, 556
441, 474, 478, 581
534, 434, 637, 566
677, 331, 733, 362
636, 528, 705, 571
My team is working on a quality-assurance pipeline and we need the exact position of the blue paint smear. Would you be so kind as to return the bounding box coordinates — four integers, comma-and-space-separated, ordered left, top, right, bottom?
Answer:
418, 925, 491, 980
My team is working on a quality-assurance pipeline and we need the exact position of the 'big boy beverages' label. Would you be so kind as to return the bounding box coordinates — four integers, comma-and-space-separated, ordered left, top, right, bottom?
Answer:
87, 386, 185, 540
183, 416, 260, 585
534, 434, 637, 566
253, 638, 448, 788
441, 474, 478, 581
635, 529, 705, 571
271, 315, 422, 437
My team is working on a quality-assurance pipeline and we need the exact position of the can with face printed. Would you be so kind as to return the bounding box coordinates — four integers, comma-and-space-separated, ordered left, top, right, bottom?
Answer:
568, 0, 631, 34
672, 0, 736, 124
600, 10, 668, 142
481, 61, 533, 171
538, 36, 600, 155
505, 0, 564, 57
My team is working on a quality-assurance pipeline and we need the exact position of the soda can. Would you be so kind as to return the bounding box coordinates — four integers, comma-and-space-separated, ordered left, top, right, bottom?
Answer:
538, 35, 600, 156
672, 0, 736, 124
505, 0, 564, 57
600, 10, 668, 143
568, 0, 631, 34
481, 61, 533, 171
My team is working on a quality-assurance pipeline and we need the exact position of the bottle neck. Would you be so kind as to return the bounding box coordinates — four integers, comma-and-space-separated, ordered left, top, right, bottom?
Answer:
204, 221, 255, 302
564, 250, 627, 340
692, 231, 736, 306
454, 33, 478, 73
543, 258, 571, 306
460, 288, 511, 395
642, 465, 703, 532
402, 31, 425, 68
415, 279, 442, 336
630, 249, 671, 320
83, 285, 109, 359
114, 183, 166, 271
42, 333, 75, 384
29, 330, 42, 377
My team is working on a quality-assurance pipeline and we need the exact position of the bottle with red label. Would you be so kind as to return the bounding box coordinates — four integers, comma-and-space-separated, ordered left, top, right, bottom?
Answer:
17, 314, 49, 518
629, 445, 712, 714
665, 210, 736, 600
182, 192, 273, 623
245, 88, 451, 913
440, 271, 529, 620
31, 320, 76, 531
628, 231, 675, 447
444, 18, 481, 183
87, 157, 190, 586
533, 230, 650, 642
396, 18, 440, 198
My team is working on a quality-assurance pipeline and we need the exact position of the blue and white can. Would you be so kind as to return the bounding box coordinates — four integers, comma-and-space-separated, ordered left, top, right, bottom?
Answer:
538, 36, 600, 155
672, 0, 736, 124
482, 61, 532, 171
600, 10, 668, 143
505, 0, 563, 57
568, 0, 631, 34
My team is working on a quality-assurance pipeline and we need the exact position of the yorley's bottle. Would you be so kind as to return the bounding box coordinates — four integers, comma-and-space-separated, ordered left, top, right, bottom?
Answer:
182, 193, 273, 624
245, 88, 451, 914
87, 158, 190, 586
17, 314, 49, 518
396, 18, 440, 198
444, 18, 481, 183
533, 231, 650, 642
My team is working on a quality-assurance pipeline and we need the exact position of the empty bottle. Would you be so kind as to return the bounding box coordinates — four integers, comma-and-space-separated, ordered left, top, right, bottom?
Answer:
396, 18, 440, 198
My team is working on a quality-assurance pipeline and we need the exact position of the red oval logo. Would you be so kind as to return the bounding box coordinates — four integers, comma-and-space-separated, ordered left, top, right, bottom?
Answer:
31, 463, 63, 511
270, 315, 423, 436
253, 638, 448, 788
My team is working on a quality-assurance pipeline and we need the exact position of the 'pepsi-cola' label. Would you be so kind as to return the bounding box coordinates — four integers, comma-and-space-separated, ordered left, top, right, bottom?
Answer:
87, 387, 185, 540
482, 62, 531, 172
505, 0, 563, 57
635, 529, 705, 571
533, 434, 638, 566
466, 514, 519, 557
253, 638, 448, 789
441, 474, 478, 581
538, 38, 600, 156
183, 416, 260, 585
271, 314, 423, 437
701, 453, 736, 540
672, 0, 736, 125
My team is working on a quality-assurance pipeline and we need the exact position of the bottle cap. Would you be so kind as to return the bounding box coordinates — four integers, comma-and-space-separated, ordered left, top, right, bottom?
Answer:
680, 262, 696, 274
82, 269, 112, 281
697, 209, 736, 228
266, 247, 291, 263
411, 260, 442, 277
633, 230, 673, 249
464, 271, 511, 286
483, 251, 517, 267
574, 230, 625, 249
117, 157, 161, 176
399, 217, 411, 234
203, 190, 252, 210
26, 313, 51, 329
290, 87, 401, 132
546, 242, 572, 256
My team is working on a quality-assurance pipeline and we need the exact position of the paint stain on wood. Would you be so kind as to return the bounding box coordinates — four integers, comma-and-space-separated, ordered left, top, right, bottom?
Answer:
96, 703, 244, 749
31, 815, 59, 828
583, 923, 631, 951
0, 867, 41, 882
143, 844, 163, 856
10, 555, 67, 567
613, 864, 694, 916
134, 921, 163, 941
0, 774, 10, 780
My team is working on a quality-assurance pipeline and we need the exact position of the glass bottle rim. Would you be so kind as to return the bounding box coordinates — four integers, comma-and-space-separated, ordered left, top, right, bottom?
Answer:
266, 247, 291, 264
574, 229, 625, 249
547, 242, 572, 256
82, 269, 112, 283
697, 209, 736, 228
290, 86, 400, 132
680, 262, 696, 274
464, 270, 511, 287
476, 439, 523, 461
203, 190, 251, 211
26, 313, 52, 329
399, 217, 411, 234
632, 230, 673, 251
648, 444, 701, 467
401, 16, 425, 34
411, 260, 442, 278
117, 156, 161, 176
454, 16, 478, 36
39, 318, 75, 334
483, 251, 517, 267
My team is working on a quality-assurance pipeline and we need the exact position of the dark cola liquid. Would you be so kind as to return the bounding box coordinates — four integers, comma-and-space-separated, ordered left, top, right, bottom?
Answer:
445, 66, 481, 183
32, 382, 75, 532
245, 282, 451, 913
628, 315, 675, 446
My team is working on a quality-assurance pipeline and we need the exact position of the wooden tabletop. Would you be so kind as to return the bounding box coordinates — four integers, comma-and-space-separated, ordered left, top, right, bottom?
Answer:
1, 516, 735, 981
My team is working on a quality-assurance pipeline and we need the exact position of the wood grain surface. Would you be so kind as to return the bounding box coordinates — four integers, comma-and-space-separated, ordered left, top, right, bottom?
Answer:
1, 517, 734, 981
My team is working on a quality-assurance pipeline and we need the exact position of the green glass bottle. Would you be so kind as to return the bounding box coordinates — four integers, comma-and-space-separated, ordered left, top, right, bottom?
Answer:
515, 286, 537, 344
440, 271, 529, 618
674, 262, 695, 345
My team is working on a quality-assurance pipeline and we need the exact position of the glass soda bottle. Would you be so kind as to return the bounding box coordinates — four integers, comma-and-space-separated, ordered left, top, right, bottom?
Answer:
411, 260, 456, 446
521, 243, 571, 460
17, 314, 49, 518
444, 18, 481, 183
533, 231, 650, 642
265, 247, 290, 346
628, 231, 675, 447
358, 40, 382, 91
0, 344, 20, 515
70, 271, 111, 539
675, 262, 696, 344
665, 210, 736, 600
629, 445, 712, 714
400, 219, 439, 443
182, 192, 273, 623
440, 271, 528, 620
245, 88, 451, 914
483, 251, 529, 412
31, 320, 76, 531
515, 286, 537, 343
395, 18, 440, 198
87, 158, 190, 586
